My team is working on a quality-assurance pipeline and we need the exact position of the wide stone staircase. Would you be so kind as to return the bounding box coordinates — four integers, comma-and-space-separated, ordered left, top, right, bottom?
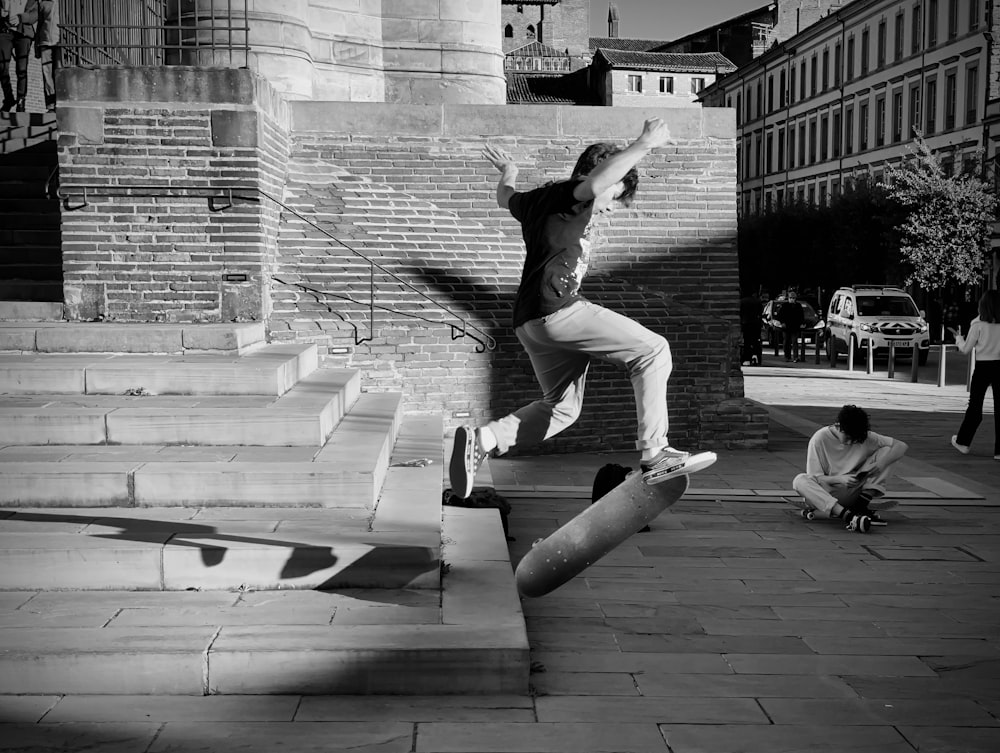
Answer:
0, 315, 528, 695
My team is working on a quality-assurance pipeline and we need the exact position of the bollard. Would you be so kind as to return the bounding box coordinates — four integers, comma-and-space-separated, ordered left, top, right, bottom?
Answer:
866, 337, 874, 375
887, 341, 895, 379
814, 331, 822, 364
938, 343, 947, 388
910, 344, 919, 383
847, 338, 855, 371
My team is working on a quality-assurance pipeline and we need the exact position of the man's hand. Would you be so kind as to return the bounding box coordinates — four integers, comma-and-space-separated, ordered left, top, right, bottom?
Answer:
484, 144, 517, 209
827, 473, 858, 486
483, 144, 517, 174
634, 118, 674, 150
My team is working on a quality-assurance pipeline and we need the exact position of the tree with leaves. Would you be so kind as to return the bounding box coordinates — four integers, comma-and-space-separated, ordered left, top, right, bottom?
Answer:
880, 135, 996, 293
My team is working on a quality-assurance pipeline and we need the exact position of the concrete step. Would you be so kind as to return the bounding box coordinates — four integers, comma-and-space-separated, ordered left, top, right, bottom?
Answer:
0, 229, 60, 247
0, 301, 62, 321
0, 263, 63, 281
0, 164, 50, 182
0, 390, 401, 506
0, 505, 526, 694
0, 366, 361, 446
0, 342, 307, 396
0, 279, 61, 301
0, 135, 58, 154
0, 523, 440, 591
0, 179, 48, 198
0, 321, 267, 354
0, 412, 438, 587
0, 111, 57, 131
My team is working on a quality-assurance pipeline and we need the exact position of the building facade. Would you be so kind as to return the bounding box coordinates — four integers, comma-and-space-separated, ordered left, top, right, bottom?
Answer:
591, 50, 737, 107
501, 0, 591, 63
700, 0, 994, 220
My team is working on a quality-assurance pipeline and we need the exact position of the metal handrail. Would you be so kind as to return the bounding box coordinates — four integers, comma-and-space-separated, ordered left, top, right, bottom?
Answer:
53, 182, 498, 353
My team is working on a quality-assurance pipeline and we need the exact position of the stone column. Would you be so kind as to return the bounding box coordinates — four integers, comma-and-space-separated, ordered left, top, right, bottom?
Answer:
381, 0, 505, 104
167, 0, 504, 104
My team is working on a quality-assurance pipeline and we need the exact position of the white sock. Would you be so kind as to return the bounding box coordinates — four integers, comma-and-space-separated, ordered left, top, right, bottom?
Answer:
479, 425, 498, 452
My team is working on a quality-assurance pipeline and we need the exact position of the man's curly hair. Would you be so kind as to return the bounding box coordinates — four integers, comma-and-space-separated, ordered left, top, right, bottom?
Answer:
836, 404, 870, 444
571, 142, 639, 205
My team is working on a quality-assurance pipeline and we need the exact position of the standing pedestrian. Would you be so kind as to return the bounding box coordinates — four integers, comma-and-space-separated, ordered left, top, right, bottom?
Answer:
0, 0, 38, 113
948, 290, 1000, 460
778, 289, 805, 362
34, 0, 56, 111
448, 118, 716, 499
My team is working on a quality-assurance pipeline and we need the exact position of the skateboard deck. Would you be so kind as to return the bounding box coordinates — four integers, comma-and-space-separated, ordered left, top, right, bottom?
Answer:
515, 472, 688, 598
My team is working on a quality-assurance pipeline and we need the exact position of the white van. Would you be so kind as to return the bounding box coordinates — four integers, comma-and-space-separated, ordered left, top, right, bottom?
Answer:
826, 285, 930, 365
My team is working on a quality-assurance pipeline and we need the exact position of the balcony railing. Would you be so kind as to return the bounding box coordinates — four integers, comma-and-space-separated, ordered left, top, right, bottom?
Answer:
61, 0, 249, 68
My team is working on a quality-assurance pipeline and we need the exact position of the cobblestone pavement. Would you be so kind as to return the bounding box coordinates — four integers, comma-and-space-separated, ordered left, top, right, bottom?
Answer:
2, 364, 997, 752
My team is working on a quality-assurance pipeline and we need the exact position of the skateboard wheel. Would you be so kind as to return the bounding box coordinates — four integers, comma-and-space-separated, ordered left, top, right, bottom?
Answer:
800, 509, 814, 520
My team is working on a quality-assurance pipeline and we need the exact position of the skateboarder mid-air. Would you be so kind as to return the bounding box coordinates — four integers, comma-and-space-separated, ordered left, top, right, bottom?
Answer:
449, 118, 716, 499
791, 404, 909, 532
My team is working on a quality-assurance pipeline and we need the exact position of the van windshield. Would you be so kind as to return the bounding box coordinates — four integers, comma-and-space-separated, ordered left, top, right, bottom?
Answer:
856, 296, 919, 317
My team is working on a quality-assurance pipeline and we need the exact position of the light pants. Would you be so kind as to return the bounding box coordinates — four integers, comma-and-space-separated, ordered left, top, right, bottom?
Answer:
487, 300, 671, 454
791, 445, 896, 517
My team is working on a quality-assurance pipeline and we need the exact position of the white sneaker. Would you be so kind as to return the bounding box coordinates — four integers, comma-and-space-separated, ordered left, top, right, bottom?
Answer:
641, 448, 717, 484
951, 436, 970, 455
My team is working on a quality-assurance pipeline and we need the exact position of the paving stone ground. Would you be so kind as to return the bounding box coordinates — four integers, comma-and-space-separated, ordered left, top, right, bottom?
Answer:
2, 360, 998, 752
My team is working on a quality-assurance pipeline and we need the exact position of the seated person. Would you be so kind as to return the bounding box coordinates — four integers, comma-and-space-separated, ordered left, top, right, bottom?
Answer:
791, 404, 908, 530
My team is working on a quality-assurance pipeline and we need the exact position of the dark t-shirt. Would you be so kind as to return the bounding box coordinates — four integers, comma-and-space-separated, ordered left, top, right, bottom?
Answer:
507, 179, 595, 328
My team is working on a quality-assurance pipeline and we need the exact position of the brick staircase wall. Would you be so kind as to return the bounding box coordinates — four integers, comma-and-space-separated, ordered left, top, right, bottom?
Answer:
53, 67, 764, 451
55, 68, 290, 323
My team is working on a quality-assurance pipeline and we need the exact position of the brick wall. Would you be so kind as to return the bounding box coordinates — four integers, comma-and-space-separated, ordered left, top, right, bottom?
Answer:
278, 102, 766, 451
54, 69, 765, 451
56, 68, 289, 322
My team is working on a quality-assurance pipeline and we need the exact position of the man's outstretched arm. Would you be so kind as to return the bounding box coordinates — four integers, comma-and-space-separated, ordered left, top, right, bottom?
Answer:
482, 144, 518, 209
573, 117, 674, 202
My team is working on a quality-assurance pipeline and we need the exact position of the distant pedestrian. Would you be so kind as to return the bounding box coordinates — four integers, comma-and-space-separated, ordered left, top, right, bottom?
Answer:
778, 290, 805, 362
791, 404, 909, 532
0, 0, 38, 113
948, 290, 1000, 461
34, 0, 57, 111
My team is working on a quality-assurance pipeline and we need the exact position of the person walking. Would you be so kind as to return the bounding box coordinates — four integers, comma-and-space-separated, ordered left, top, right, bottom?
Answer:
34, 0, 57, 111
0, 0, 38, 112
448, 118, 716, 499
948, 290, 1000, 460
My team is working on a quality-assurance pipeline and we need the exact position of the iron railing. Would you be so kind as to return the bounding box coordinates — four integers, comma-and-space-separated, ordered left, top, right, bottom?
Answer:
61, 0, 249, 68
52, 182, 498, 353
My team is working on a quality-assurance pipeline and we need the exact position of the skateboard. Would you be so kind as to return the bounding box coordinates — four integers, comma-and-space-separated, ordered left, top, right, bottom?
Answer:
514, 471, 688, 598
